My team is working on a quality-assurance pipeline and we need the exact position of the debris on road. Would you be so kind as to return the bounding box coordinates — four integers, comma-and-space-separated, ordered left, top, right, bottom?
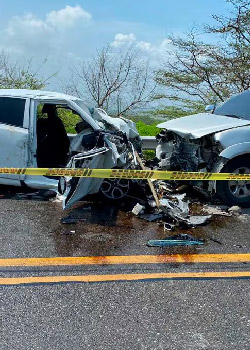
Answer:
61, 216, 86, 224
209, 237, 223, 245
228, 206, 242, 215
132, 203, 145, 216
164, 223, 176, 231
127, 152, 213, 232
131, 179, 211, 229
202, 205, 231, 216
147, 233, 204, 247
60, 229, 76, 235
139, 212, 163, 222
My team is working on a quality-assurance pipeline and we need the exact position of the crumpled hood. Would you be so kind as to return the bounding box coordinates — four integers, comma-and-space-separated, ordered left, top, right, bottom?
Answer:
92, 108, 139, 139
157, 113, 250, 139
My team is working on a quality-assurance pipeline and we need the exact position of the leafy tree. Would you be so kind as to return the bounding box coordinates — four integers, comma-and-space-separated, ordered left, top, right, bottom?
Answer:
156, 0, 250, 109
0, 51, 52, 90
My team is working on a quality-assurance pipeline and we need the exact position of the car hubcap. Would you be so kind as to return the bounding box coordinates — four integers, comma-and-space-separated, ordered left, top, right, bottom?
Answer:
100, 179, 130, 199
228, 167, 250, 198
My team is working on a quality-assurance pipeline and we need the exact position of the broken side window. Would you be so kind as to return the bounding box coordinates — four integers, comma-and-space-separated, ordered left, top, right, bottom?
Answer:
36, 103, 72, 167
36, 103, 95, 167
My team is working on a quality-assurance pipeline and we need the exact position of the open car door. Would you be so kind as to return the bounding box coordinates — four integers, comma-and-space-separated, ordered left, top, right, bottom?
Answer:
0, 96, 30, 185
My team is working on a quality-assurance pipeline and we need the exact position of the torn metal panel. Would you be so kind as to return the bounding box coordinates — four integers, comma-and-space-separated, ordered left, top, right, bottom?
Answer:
160, 194, 189, 218
139, 212, 164, 222
62, 146, 116, 209
91, 108, 140, 140
156, 131, 221, 173
132, 203, 145, 215
62, 123, 140, 208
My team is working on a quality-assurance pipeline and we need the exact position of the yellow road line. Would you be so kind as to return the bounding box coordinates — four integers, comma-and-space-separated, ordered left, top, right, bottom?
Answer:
1, 271, 250, 285
1, 254, 250, 267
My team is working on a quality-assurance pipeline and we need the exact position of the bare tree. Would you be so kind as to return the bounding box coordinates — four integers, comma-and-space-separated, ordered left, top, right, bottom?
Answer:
0, 51, 53, 90
65, 45, 155, 116
155, 0, 250, 110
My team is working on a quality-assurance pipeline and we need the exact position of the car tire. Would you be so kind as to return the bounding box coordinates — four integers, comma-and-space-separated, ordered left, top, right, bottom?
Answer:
99, 178, 130, 201
216, 155, 250, 207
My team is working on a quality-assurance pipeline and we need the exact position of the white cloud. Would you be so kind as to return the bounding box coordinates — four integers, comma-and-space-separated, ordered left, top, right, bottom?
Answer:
6, 14, 49, 37
0, 5, 92, 54
4, 14, 54, 52
111, 33, 136, 47
111, 32, 155, 52
137, 41, 153, 51
0, 6, 174, 91
46, 5, 92, 28
111, 33, 173, 55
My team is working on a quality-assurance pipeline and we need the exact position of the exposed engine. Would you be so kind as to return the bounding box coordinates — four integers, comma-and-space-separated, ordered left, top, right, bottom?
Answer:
156, 130, 222, 172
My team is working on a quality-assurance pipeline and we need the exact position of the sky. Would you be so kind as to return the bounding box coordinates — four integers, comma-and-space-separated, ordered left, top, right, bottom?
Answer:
0, 0, 232, 90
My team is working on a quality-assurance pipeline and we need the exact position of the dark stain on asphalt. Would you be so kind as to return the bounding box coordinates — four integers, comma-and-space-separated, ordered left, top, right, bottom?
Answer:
0, 185, 246, 260
52, 202, 163, 257
51, 201, 210, 259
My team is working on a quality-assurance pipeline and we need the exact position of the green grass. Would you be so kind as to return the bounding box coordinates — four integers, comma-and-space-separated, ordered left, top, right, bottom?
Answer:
135, 121, 159, 136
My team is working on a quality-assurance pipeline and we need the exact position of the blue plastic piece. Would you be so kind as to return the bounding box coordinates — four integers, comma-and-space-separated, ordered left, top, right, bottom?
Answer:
147, 234, 204, 247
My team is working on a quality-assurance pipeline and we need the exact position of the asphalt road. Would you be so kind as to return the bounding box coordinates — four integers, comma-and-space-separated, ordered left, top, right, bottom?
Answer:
1, 193, 250, 349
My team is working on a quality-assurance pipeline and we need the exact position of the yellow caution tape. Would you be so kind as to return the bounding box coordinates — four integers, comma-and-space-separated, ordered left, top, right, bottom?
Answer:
0, 167, 250, 181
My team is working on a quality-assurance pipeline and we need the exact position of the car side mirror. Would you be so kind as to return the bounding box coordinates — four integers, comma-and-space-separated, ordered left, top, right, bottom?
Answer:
205, 104, 216, 113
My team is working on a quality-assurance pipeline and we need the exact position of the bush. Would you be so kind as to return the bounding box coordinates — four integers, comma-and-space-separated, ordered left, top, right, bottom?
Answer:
142, 150, 156, 160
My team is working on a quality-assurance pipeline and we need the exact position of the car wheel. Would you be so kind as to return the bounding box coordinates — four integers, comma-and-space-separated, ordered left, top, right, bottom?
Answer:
100, 178, 130, 200
216, 156, 250, 207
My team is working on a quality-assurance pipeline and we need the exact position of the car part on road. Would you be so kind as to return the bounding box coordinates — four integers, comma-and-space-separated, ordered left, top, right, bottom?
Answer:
228, 205, 242, 215
147, 234, 204, 247
61, 216, 87, 224
164, 223, 176, 231
139, 212, 164, 222
130, 176, 212, 229
132, 203, 145, 215
202, 205, 231, 216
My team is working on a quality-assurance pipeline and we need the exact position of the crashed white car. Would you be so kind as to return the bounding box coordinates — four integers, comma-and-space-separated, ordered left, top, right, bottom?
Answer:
156, 90, 250, 207
0, 89, 140, 208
